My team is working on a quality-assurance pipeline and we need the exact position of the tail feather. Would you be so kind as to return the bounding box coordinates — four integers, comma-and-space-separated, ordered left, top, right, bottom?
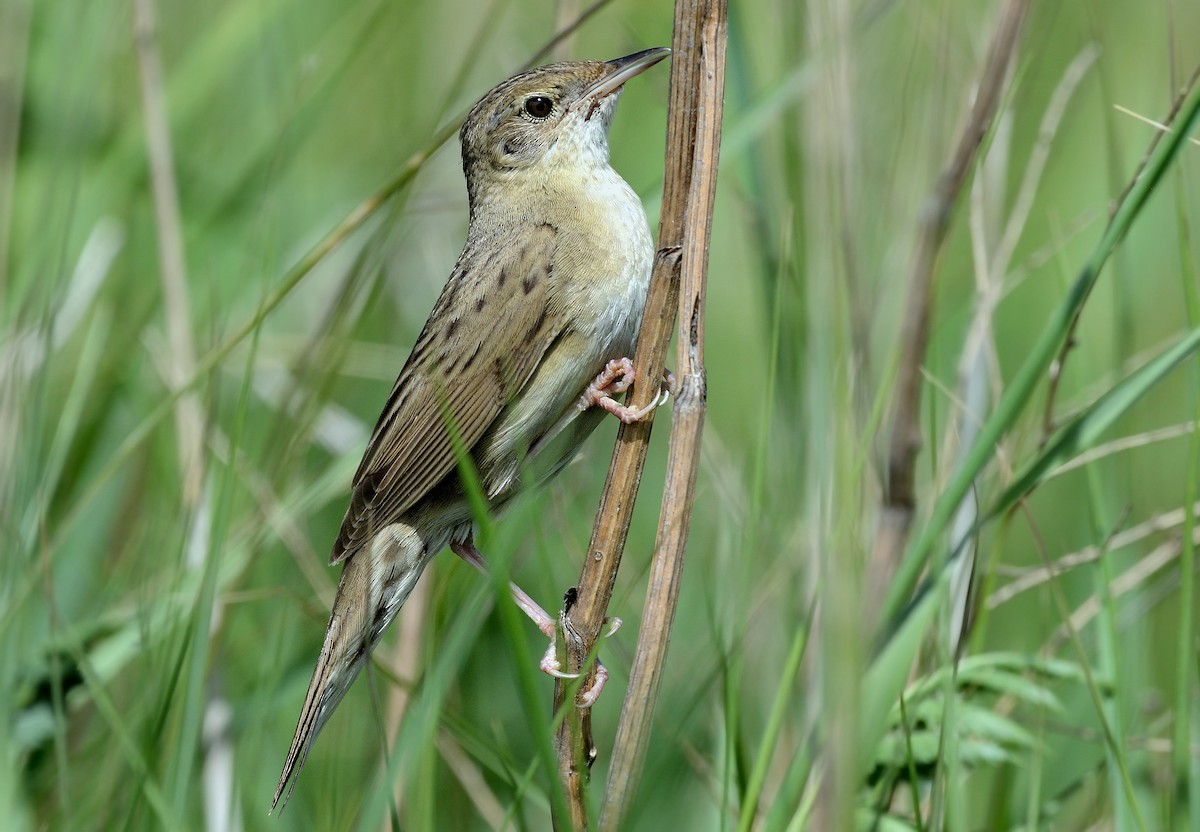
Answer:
272, 524, 431, 812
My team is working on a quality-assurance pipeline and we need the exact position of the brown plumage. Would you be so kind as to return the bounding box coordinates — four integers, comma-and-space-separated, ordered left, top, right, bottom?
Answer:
273, 47, 669, 809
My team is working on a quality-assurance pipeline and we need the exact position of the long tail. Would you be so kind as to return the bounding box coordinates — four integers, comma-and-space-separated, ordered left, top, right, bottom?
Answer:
272, 525, 430, 812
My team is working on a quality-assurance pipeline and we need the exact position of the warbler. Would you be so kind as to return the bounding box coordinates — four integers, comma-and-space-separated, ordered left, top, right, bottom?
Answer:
273, 47, 670, 808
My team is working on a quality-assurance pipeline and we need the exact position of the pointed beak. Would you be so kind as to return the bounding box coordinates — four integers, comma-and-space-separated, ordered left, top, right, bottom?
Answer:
581, 47, 671, 103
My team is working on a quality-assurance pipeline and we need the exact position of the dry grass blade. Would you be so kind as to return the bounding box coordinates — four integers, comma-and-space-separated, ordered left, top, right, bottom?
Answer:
987, 501, 1200, 608
132, 0, 206, 510
870, 0, 1031, 605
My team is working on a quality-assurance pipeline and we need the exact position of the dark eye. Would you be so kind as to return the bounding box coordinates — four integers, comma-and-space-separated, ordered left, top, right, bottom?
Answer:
523, 96, 553, 119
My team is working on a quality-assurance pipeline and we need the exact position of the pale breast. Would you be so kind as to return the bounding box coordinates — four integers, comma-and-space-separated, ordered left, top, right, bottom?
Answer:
475, 164, 654, 502
556, 165, 654, 359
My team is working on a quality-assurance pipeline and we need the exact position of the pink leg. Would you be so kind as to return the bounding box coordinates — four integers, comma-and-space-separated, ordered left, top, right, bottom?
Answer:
450, 540, 556, 636
578, 358, 673, 425
450, 539, 616, 706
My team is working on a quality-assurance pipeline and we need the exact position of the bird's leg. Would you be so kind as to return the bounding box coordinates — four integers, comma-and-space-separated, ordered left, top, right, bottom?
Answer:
449, 538, 615, 706
450, 539, 556, 636
579, 358, 675, 424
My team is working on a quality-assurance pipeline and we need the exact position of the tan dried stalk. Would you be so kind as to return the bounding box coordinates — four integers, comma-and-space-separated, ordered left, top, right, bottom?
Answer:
870, 0, 1031, 607
550, 1, 727, 828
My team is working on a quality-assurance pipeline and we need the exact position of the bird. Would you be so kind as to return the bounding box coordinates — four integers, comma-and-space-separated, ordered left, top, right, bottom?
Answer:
273, 46, 671, 810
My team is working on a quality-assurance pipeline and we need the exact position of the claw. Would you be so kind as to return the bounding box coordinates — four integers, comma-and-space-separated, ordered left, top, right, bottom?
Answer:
662, 368, 678, 396
580, 360, 677, 424
542, 660, 581, 680
618, 387, 664, 423
540, 637, 579, 679
595, 383, 669, 424
576, 661, 608, 709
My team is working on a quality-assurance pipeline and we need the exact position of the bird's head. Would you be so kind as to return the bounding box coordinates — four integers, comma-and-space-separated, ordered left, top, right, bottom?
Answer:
459, 48, 669, 208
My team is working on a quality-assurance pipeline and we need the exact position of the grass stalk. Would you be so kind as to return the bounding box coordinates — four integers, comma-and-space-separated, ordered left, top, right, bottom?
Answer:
881, 66, 1200, 629
599, 4, 726, 828
132, 0, 206, 510
871, 0, 1032, 606
549, 1, 727, 827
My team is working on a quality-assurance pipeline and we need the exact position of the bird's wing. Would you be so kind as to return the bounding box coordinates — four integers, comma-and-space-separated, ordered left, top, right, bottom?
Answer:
330, 223, 561, 564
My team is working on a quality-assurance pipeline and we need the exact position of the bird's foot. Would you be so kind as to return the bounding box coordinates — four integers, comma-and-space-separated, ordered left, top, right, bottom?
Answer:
580, 358, 674, 424
450, 539, 616, 707
538, 617, 621, 708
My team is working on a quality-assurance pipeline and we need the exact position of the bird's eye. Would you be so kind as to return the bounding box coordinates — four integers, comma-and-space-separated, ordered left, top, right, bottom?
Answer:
523, 96, 554, 119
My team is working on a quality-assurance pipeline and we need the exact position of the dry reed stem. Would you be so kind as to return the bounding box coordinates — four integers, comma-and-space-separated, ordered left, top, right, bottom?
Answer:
133, 0, 207, 513
550, 1, 727, 828
599, 3, 725, 827
870, 0, 1031, 609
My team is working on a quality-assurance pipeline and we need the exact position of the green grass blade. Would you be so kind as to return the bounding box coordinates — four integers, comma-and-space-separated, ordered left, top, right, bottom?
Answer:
989, 325, 1200, 518
882, 79, 1200, 627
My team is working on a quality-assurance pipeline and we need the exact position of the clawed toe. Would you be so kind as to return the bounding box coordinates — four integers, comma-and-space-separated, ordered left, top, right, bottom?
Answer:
576, 661, 608, 709
540, 639, 579, 679
662, 368, 678, 396
604, 358, 636, 395
577, 358, 676, 425
536, 617, 621, 707
619, 386, 666, 423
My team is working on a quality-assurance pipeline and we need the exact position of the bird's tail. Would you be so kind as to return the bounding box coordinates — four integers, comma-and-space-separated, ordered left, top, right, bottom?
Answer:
272, 525, 430, 812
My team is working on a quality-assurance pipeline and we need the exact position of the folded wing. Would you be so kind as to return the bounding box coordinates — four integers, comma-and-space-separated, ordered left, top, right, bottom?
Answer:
330, 223, 561, 564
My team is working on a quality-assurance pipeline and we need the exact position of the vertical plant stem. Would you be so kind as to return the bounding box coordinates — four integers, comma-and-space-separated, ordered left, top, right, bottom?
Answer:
550, 1, 727, 828
132, 0, 207, 511
549, 243, 675, 831
1171, 109, 1200, 824
870, 0, 1031, 605
0, 0, 30, 301
551, 0, 581, 61
132, 0, 223, 817
600, 2, 725, 825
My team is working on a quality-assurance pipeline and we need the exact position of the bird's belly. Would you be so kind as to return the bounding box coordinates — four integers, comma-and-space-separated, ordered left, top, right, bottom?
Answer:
474, 328, 623, 501
471, 168, 653, 505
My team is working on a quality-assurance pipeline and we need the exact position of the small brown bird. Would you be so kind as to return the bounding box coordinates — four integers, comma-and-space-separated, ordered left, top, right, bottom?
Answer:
273, 47, 670, 809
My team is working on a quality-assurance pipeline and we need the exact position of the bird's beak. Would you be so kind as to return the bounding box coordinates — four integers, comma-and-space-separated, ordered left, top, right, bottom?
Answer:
581, 47, 671, 105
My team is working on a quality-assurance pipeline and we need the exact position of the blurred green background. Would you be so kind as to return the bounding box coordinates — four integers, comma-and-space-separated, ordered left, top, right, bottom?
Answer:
4, 0, 1200, 829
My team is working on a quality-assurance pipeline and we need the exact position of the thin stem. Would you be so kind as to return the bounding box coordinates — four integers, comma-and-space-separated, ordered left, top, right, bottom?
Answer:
549, 1, 727, 828
600, 1, 726, 825
870, 0, 1031, 607
132, 0, 206, 510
